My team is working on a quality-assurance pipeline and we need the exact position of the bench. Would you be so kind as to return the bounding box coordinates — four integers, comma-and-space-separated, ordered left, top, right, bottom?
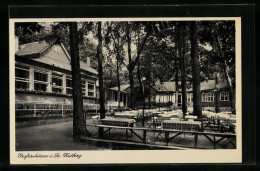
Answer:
195, 118, 236, 133
150, 128, 236, 148
86, 123, 236, 149
96, 124, 149, 143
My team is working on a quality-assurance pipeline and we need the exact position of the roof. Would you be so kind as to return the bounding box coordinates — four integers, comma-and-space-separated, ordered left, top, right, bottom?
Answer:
153, 81, 176, 92
16, 41, 51, 56
80, 61, 98, 75
16, 41, 98, 75
153, 79, 228, 92
109, 84, 130, 93
200, 79, 228, 91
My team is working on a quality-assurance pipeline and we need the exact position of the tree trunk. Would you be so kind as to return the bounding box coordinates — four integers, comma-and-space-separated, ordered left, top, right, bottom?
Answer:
223, 61, 236, 114
175, 75, 179, 110
180, 25, 187, 117
174, 25, 180, 110
148, 52, 152, 109
116, 56, 121, 110
137, 58, 143, 95
215, 73, 220, 113
190, 21, 202, 118
126, 22, 135, 109
148, 82, 151, 109
69, 22, 87, 139
97, 22, 106, 137
129, 70, 135, 109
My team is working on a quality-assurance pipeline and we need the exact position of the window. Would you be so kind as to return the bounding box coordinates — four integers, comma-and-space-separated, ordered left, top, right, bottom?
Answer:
114, 92, 118, 101
96, 91, 100, 99
15, 65, 29, 90
120, 93, 123, 102
66, 78, 86, 95
34, 69, 48, 91
66, 77, 73, 95
202, 92, 215, 102
53, 45, 60, 53
52, 73, 63, 93
187, 93, 193, 102
81, 80, 86, 96
88, 82, 95, 97
220, 92, 230, 101
156, 94, 163, 103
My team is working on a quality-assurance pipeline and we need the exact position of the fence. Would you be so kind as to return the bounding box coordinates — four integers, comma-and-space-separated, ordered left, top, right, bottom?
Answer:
15, 101, 120, 118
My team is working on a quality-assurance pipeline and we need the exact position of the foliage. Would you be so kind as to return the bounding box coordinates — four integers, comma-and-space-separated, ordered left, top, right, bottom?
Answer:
15, 21, 236, 114
198, 21, 235, 82
15, 22, 47, 44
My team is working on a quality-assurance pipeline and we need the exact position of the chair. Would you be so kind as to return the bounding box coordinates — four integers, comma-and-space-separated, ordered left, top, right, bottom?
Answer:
91, 115, 100, 131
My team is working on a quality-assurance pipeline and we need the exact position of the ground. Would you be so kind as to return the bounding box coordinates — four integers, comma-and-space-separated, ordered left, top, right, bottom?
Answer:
16, 118, 236, 151
16, 122, 105, 151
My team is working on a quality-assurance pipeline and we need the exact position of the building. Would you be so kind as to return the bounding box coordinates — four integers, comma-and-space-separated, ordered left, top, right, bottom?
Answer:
105, 83, 157, 108
95, 84, 129, 108
111, 79, 232, 112
14, 37, 232, 113
15, 37, 98, 106
152, 79, 232, 112
106, 85, 129, 107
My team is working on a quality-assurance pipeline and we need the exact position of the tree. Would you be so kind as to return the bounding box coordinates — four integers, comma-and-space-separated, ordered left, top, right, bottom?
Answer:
97, 22, 106, 137
125, 22, 135, 109
212, 22, 236, 114
69, 22, 88, 139
190, 21, 202, 118
15, 22, 45, 44
105, 22, 126, 109
174, 35, 180, 111
198, 21, 236, 114
124, 22, 153, 109
177, 22, 188, 117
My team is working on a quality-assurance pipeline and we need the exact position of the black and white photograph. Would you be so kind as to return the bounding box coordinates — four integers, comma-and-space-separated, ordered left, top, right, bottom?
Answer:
9, 18, 242, 164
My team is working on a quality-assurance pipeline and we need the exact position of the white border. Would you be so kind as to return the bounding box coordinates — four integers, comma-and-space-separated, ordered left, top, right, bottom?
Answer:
9, 17, 242, 164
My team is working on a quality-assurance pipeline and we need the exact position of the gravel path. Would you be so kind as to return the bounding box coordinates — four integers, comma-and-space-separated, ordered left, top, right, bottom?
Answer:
16, 121, 104, 151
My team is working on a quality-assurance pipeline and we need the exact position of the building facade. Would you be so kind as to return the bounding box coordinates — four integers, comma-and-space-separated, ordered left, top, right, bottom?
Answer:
152, 79, 232, 112
15, 37, 98, 106
103, 85, 129, 107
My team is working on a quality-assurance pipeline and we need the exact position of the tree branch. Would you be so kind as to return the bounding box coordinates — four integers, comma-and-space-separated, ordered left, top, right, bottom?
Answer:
130, 29, 152, 71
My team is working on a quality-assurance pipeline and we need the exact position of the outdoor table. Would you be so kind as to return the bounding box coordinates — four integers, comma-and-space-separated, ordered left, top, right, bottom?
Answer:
195, 118, 217, 130
147, 116, 172, 129
162, 120, 201, 131
220, 117, 236, 123
157, 115, 171, 122
158, 114, 171, 117
185, 115, 198, 120
151, 112, 162, 117
230, 123, 236, 132
221, 119, 236, 133
114, 112, 136, 119
98, 118, 147, 142
100, 118, 136, 127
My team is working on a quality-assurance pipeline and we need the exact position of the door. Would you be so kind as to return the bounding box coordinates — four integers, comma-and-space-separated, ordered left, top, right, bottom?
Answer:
178, 94, 182, 107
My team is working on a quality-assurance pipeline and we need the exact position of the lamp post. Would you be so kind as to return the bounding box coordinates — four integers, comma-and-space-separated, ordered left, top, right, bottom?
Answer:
158, 87, 161, 111
213, 89, 219, 113
142, 77, 146, 127
167, 91, 170, 111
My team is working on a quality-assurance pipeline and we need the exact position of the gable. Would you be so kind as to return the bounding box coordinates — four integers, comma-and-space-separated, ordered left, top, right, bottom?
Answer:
16, 41, 98, 75
33, 44, 71, 70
